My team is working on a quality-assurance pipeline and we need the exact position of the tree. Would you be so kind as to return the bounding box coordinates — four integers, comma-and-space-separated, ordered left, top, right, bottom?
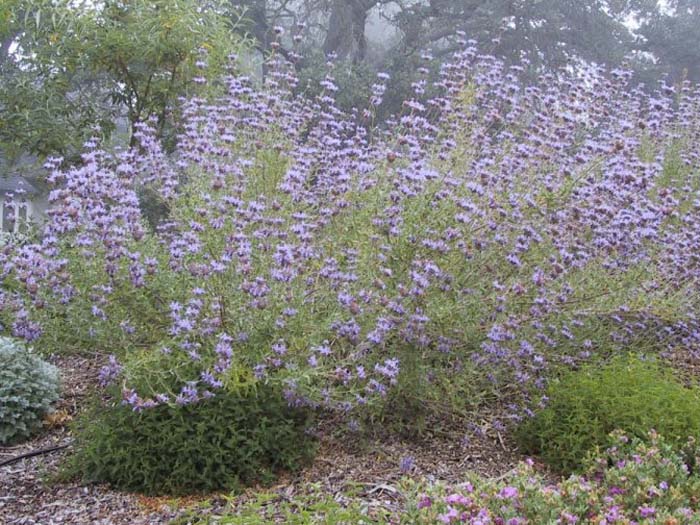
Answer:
638, 0, 700, 83
0, 0, 242, 162
86, 0, 241, 148
230, 1, 672, 116
0, 0, 21, 68
0, 1, 111, 162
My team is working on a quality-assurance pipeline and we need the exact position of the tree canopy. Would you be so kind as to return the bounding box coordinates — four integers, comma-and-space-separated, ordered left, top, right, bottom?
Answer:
0, 0, 242, 163
227, 1, 699, 114
1, 0, 698, 164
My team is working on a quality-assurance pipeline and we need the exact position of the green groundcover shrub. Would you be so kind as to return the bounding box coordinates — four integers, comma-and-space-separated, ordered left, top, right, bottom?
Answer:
408, 431, 700, 524
63, 383, 316, 495
516, 354, 700, 473
0, 336, 60, 445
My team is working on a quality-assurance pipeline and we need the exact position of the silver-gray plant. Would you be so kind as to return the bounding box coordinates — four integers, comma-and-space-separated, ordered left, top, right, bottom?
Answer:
0, 337, 60, 445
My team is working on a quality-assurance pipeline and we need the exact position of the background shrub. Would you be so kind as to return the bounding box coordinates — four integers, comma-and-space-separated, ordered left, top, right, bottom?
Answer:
516, 354, 700, 473
64, 380, 316, 495
0, 336, 60, 445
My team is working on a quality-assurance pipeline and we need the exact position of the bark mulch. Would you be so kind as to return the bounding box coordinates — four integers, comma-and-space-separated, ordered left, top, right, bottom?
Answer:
1, 355, 526, 524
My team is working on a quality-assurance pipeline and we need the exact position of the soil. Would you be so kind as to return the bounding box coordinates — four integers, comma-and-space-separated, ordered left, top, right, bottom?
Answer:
1, 355, 528, 525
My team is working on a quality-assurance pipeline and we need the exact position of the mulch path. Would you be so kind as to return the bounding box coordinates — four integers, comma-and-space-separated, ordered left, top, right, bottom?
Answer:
1, 355, 526, 525
7, 347, 699, 523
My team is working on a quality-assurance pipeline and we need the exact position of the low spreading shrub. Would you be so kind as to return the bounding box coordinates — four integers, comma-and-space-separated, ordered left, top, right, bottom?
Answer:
407, 431, 700, 524
0, 336, 60, 445
515, 354, 700, 473
63, 375, 316, 495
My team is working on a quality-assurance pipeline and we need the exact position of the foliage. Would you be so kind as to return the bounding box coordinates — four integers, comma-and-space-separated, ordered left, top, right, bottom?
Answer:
4, 1, 699, 165
296, 50, 375, 114
0, 0, 114, 162
63, 371, 315, 495
233, 0, 700, 117
406, 431, 700, 524
515, 354, 700, 473
83, 0, 241, 149
0, 69, 114, 162
0, 0, 242, 162
0, 335, 60, 445
173, 484, 389, 524
2, 43, 700, 435
637, 0, 700, 83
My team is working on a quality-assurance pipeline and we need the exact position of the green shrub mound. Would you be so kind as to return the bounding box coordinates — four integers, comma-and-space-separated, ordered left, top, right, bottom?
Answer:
65, 384, 316, 495
0, 336, 60, 445
516, 354, 700, 473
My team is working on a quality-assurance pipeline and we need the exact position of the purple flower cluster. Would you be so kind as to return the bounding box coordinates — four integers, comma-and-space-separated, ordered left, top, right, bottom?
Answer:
2, 41, 700, 418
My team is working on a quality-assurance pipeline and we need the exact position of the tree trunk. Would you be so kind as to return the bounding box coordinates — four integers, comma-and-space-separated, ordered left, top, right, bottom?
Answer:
323, 0, 371, 64
247, 0, 268, 53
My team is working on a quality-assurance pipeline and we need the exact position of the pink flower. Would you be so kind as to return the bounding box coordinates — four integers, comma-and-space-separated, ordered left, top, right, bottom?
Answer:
438, 507, 459, 523
417, 495, 432, 509
498, 486, 519, 499
445, 493, 471, 506
608, 486, 625, 496
561, 512, 578, 524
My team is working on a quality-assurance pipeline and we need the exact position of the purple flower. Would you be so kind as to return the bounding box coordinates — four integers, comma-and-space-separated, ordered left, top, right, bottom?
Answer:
609, 486, 625, 496
313, 342, 332, 356
374, 358, 400, 380
445, 493, 470, 506
438, 507, 459, 523
417, 495, 432, 509
272, 340, 287, 355
498, 486, 519, 500
399, 455, 415, 473
98, 355, 123, 386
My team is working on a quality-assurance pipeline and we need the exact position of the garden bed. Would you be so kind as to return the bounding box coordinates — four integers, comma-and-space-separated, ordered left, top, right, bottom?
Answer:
1, 355, 527, 525
2, 28, 700, 525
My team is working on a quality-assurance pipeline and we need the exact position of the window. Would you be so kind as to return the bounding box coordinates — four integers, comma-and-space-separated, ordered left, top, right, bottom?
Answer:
18, 202, 28, 233
1, 198, 29, 234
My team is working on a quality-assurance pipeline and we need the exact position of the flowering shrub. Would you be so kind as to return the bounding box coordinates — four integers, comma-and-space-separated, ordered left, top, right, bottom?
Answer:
1, 36, 700, 428
407, 431, 700, 524
516, 354, 700, 473
0, 336, 60, 444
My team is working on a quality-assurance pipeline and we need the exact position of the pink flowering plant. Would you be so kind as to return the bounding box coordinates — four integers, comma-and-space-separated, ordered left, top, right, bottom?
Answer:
405, 431, 700, 524
1, 35, 700, 426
